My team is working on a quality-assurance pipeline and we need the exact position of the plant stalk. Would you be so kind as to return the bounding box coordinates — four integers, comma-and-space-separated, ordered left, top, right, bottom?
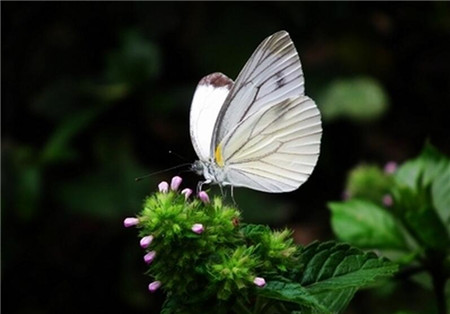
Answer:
431, 270, 447, 314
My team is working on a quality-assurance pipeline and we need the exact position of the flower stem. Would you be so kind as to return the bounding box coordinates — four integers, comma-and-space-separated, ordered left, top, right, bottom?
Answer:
431, 268, 447, 314
427, 251, 448, 314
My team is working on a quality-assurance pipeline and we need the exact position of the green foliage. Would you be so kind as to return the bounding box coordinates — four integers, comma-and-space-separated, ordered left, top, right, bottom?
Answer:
318, 77, 389, 122
129, 183, 397, 313
329, 200, 407, 250
106, 29, 161, 87
328, 142, 450, 313
257, 281, 329, 313
297, 242, 398, 313
395, 142, 450, 232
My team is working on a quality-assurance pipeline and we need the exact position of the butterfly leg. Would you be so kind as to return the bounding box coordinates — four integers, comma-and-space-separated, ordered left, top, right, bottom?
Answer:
197, 179, 211, 194
230, 186, 238, 207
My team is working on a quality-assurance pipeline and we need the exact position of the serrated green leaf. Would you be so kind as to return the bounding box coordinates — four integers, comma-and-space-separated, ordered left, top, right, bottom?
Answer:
257, 281, 330, 313
395, 142, 449, 191
432, 164, 450, 228
394, 186, 450, 251
309, 288, 356, 314
392, 142, 450, 249
297, 241, 398, 313
329, 200, 407, 250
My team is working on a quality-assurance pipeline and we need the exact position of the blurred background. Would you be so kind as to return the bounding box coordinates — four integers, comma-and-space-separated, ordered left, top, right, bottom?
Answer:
2, 2, 450, 313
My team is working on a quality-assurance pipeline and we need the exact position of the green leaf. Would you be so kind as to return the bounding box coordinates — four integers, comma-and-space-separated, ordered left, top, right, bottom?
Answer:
309, 288, 357, 314
393, 143, 450, 248
318, 77, 389, 122
432, 164, 450, 228
105, 29, 160, 86
40, 106, 105, 164
56, 134, 150, 220
257, 281, 330, 313
329, 200, 407, 250
393, 186, 449, 251
3, 145, 42, 220
297, 241, 398, 313
395, 142, 449, 191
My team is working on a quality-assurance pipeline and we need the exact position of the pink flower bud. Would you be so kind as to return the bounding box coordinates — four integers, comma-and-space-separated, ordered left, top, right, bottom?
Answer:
253, 277, 266, 287
181, 188, 193, 200
191, 223, 204, 234
140, 235, 154, 249
198, 191, 210, 203
382, 194, 393, 207
158, 181, 169, 193
148, 280, 161, 292
170, 176, 183, 191
384, 161, 397, 174
123, 217, 139, 228
144, 251, 156, 264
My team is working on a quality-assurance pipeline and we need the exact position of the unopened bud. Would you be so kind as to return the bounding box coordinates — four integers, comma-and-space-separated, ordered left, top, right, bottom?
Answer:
170, 176, 182, 191
144, 251, 156, 264
181, 188, 193, 200
198, 191, 210, 203
140, 235, 154, 249
123, 217, 139, 228
191, 223, 204, 234
253, 277, 266, 287
148, 281, 161, 292
158, 181, 169, 193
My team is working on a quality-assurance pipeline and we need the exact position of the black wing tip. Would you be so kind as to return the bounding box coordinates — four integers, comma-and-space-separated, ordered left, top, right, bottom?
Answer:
199, 72, 233, 89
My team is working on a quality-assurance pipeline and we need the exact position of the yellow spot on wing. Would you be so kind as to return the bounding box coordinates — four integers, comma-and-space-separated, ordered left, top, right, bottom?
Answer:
215, 144, 224, 167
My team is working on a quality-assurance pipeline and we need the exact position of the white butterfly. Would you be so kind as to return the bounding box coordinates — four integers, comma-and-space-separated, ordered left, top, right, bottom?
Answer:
190, 30, 322, 193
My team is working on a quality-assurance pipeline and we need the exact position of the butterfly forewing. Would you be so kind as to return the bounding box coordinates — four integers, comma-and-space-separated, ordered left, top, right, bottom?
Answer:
211, 31, 305, 153
190, 72, 233, 161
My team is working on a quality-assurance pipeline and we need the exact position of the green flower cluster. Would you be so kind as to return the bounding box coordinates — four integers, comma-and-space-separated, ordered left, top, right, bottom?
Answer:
124, 176, 300, 311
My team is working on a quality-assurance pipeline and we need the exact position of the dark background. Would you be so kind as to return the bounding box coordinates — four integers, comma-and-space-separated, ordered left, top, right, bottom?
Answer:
2, 2, 450, 313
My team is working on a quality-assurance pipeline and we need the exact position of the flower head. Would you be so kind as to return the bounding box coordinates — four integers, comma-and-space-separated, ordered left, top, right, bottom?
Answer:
148, 280, 161, 292
342, 190, 351, 200
253, 277, 266, 287
181, 188, 193, 200
198, 191, 210, 204
191, 223, 204, 234
140, 235, 154, 249
158, 181, 169, 193
144, 251, 156, 264
382, 194, 393, 207
170, 176, 183, 191
123, 217, 139, 228
384, 161, 397, 174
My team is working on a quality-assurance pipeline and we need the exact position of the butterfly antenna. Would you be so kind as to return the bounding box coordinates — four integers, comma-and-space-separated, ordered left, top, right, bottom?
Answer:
135, 163, 192, 182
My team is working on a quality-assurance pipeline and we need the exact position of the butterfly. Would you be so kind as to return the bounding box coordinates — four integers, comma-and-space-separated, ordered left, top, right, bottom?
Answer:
190, 31, 322, 193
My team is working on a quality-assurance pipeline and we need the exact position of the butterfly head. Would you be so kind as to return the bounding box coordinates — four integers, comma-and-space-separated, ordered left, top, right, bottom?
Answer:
191, 160, 205, 176
192, 158, 228, 188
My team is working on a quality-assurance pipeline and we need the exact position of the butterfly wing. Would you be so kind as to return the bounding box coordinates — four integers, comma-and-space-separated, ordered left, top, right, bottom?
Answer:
211, 31, 304, 153
219, 96, 322, 193
190, 72, 233, 161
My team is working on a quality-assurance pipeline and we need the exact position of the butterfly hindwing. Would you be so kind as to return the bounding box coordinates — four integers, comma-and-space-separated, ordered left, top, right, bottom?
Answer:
220, 96, 322, 192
